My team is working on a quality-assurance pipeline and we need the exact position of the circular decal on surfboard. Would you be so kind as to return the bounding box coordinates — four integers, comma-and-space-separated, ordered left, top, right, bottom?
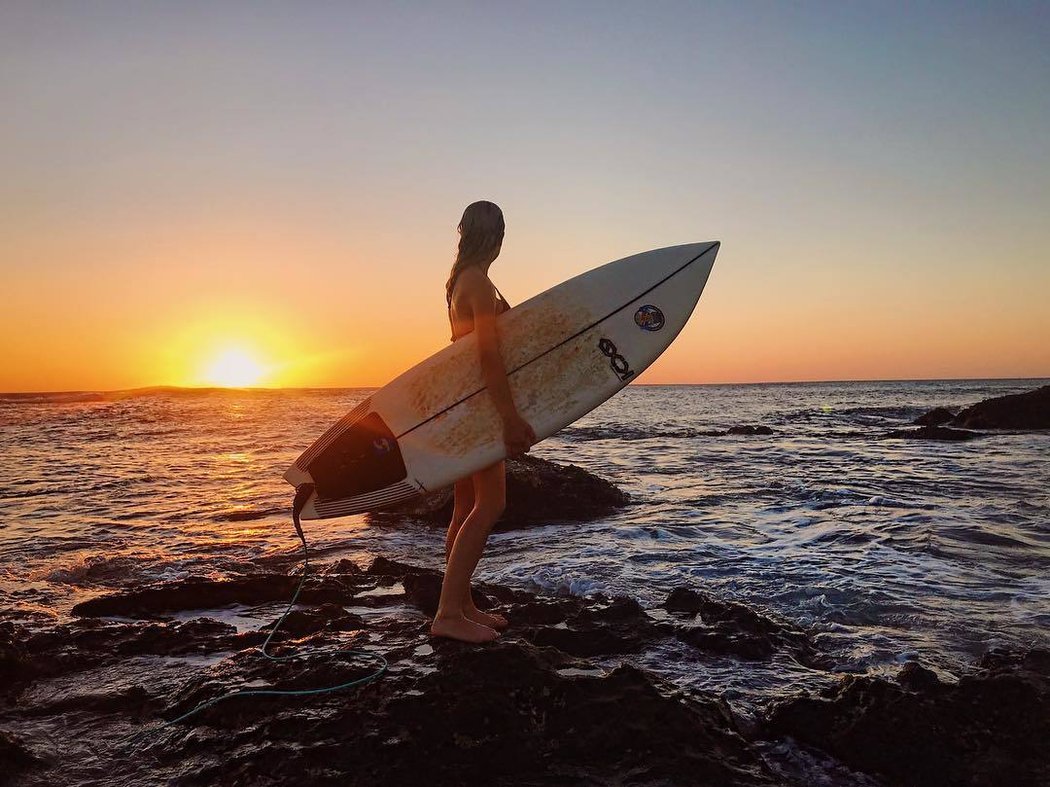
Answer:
634, 305, 665, 331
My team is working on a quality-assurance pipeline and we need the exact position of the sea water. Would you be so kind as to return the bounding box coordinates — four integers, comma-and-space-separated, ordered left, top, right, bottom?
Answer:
2, 380, 1047, 702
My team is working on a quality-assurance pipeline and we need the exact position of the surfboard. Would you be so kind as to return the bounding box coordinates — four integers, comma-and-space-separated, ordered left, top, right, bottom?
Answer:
285, 241, 719, 519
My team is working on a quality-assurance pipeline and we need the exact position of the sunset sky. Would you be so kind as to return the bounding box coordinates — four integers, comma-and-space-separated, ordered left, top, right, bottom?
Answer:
2, 2, 1048, 392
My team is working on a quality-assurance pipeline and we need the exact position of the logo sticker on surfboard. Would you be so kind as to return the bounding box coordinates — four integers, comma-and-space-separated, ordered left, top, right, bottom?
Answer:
634, 305, 665, 331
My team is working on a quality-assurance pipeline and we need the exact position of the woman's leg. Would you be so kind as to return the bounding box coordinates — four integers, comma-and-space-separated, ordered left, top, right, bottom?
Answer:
431, 461, 506, 642
444, 475, 507, 629
445, 476, 474, 562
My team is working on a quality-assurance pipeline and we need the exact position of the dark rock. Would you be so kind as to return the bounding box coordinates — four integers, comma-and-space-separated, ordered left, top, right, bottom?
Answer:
80, 617, 250, 657
519, 596, 661, 657
675, 627, 778, 661
400, 572, 442, 616
528, 624, 646, 657
0, 623, 37, 698
367, 454, 629, 530
897, 661, 942, 692
0, 555, 819, 786
388, 647, 779, 785
22, 684, 153, 718
71, 574, 362, 618
366, 556, 438, 578
506, 599, 571, 625
662, 587, 824, 665
664, 588, 782, 631
912, 406, 955, 426
883, 425, 981, 441
764, 647, 1050, 786
261, 604, 365, 636
578, 595, 650, 626
725, 425, 775, 436
322, 558, 363, 575
951, 385, 1050, 429
165, 642, 778, 787
0, 729, 41, 778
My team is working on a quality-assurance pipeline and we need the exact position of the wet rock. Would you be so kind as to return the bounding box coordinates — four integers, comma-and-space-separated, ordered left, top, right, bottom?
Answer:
950, 384, 1050, 429
71, 574, 363, 618
675, 627, 780, 661
764, 647, 1050, 786
322, 558, 363, 575
725, 425, 776, 436
912, 406, 955, 426
896, 661, 942, 692
0, 729, 41, 779
23, 682, 153, 718
366, 556, 438, 578
506, 599, 571, 625
163, 643, 382, 730
1, 555, 826, 786
164, 642, 779, 787
579, 595, 650, 626
0, 622, 37, 698
663, 587, 823, 665
77, 617, 250, 657
882, 425, 981, 441
261, 604, 365, 636
367, 454, 629, 530
527, 624, 646, 656
520, 596, 659, 657
400, 571, 441, 617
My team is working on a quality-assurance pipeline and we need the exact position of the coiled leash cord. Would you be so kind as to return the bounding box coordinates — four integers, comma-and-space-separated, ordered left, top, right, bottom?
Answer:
125, 483, 388, 747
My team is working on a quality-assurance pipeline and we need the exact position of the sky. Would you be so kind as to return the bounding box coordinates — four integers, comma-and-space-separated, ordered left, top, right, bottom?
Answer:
1, 1, 1048, 391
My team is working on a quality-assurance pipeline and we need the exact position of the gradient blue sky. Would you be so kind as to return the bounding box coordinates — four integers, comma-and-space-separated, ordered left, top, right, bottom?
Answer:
1, 2, 1047, 389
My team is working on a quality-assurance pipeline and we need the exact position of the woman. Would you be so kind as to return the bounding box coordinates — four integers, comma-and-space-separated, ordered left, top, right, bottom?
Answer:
431, 201, 536, 643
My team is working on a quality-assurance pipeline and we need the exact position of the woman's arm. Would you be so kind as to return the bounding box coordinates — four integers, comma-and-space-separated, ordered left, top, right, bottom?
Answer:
465, 276, 536, 454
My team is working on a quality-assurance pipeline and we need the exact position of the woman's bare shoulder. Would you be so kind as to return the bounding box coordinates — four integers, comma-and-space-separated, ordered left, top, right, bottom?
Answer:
454, 268, 495, 301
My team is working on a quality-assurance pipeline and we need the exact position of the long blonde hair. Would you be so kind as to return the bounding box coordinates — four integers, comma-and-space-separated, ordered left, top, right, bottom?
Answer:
445, 201, 505, 307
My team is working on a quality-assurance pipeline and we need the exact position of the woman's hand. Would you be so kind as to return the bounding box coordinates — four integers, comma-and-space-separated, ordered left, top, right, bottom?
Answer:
502, 412, 536, 457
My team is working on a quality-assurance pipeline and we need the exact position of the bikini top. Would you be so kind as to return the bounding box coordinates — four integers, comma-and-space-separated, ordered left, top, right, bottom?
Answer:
448, 277, 510, 342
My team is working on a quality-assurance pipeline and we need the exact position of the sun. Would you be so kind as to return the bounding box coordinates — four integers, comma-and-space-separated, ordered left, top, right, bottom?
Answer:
202, 347, 268, 387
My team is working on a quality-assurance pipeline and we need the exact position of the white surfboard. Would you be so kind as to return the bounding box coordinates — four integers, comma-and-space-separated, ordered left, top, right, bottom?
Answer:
285, 241, 719, 519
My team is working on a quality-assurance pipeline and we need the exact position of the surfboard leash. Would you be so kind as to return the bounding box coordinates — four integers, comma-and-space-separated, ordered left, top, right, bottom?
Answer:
124, 483, 388, 748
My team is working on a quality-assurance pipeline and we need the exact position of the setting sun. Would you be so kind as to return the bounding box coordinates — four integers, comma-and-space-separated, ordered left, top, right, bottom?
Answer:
201, 347, 269, 388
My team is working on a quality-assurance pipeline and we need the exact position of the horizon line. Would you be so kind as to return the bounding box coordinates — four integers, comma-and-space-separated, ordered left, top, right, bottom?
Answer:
3, 375, 1048, 398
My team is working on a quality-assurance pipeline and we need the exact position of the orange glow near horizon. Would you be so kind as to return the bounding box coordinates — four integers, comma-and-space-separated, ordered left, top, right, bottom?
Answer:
1, 229, 1048, 393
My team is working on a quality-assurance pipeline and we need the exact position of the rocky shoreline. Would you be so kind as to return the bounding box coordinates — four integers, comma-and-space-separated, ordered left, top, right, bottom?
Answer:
2, 555, 1047, 786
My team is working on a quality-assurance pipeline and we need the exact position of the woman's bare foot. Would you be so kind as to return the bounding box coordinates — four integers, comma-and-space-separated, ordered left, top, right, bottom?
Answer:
430, 614, 500, 643
465, 605, 508, 630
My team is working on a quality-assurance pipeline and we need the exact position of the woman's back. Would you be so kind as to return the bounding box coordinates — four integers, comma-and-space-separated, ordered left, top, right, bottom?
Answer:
448, 270, 510, 342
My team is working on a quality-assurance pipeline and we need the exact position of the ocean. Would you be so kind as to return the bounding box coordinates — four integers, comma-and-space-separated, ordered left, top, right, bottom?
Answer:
2, 379, 1048, 709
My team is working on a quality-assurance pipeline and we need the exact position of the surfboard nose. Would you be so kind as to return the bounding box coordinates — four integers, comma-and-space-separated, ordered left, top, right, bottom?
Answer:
688, 240, 719, 261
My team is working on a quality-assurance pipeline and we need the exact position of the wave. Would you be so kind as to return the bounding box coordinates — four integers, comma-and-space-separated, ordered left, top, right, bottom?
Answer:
214, 507, 287, 522
559, 425, 742, 442
43, 554, 148, 586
